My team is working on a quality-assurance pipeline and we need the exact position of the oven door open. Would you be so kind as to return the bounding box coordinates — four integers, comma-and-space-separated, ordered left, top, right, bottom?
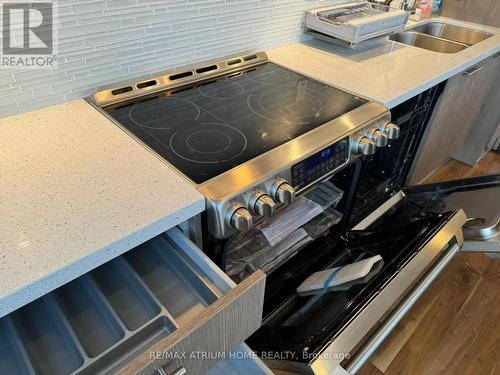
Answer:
246, 174, 499, 375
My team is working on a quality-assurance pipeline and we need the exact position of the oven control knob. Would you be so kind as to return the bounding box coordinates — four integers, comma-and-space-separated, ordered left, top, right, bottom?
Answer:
271, 180, 296, 205
352, 135, 376, 156
365, 128, 389, 147
250, 193, 276, 217
379, 122, 400, 140
229, 207, 253, 232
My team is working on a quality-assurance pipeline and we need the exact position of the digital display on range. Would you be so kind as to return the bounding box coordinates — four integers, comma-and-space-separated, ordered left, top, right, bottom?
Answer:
291, 138, 349, 190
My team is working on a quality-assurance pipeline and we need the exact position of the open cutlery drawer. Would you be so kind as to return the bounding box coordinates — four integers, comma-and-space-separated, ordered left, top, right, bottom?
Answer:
0, 228, 265, 375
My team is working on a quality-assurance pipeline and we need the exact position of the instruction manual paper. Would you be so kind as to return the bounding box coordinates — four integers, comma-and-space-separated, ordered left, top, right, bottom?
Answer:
256, 197, 323, 246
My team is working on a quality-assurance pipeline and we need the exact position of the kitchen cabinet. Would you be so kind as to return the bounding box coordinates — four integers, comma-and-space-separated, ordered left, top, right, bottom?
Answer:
0, 228, 266, 375
441, 0, 500, 28
452, 55, 500, 165
409, 55, 498, 184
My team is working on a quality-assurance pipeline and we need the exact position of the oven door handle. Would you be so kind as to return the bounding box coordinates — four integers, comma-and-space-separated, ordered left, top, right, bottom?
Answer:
343, 241, 460, 374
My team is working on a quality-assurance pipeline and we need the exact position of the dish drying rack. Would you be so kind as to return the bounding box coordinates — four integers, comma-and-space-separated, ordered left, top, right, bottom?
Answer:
305, 1, 409, 48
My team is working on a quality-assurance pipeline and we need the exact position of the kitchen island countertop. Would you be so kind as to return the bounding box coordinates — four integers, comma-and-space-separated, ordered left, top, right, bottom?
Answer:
268, 17, 500, 108
0, 100, 205, 318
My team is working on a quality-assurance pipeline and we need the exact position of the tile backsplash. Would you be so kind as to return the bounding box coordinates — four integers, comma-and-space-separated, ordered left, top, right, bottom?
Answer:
0, 0, 345, 119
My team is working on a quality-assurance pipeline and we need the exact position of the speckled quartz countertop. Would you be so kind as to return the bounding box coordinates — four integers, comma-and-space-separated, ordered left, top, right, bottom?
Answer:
0, 100, 205, 318
268, 17, 500, 108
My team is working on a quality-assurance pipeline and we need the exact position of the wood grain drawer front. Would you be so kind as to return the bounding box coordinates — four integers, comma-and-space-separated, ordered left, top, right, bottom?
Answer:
117, 228, 266, 375
121, 272, 266, 375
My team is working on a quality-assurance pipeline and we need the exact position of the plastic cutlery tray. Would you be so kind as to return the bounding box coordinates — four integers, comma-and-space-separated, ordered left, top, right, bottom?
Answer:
0, 234, 224, 375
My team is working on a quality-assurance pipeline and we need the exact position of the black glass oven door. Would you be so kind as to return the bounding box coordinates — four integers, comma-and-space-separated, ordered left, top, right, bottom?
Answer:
246, 174, 499, 374
386, 174, 499, 254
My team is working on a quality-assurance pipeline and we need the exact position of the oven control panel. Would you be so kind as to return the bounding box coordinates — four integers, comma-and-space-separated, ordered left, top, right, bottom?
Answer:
291, 137, 349, 190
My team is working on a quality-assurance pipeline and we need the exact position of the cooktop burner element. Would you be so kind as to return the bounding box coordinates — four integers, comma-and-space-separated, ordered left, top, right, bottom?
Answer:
129, 96, 200, 129
107, 62, 367, 184
244, 65, 291, 84
248, 86, 329, 124
198, 80, 245, 100
170, 122, 247, 164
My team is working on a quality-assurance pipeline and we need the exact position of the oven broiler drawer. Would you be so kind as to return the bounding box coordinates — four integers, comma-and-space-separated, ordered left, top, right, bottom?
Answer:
247, 193, 467, 375
0, 228, 265, 375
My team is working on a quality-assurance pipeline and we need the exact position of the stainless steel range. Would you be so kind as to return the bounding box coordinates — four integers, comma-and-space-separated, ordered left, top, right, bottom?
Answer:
92, 52, 399, 239
90, 52, 499, 375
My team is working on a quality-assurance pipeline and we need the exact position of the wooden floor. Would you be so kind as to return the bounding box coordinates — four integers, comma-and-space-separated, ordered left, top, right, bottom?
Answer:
358, 152, 500, 375
422, 152, 500, 184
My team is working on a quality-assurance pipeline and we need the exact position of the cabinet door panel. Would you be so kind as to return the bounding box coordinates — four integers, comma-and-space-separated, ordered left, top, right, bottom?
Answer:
452, 56, 500, 165
441, 0, 500, 28
409, 56, 496, 184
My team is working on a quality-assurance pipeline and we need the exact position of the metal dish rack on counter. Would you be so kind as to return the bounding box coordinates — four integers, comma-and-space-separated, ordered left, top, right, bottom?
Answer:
305, 1, 409, 48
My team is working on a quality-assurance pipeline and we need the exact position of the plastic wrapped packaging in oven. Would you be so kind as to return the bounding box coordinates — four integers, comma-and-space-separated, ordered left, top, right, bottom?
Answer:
226, 182, 343, 283
305, 180, 344, 210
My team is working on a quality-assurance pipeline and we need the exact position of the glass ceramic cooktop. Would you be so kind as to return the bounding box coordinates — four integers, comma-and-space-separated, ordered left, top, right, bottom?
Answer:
107, 63, 368, 184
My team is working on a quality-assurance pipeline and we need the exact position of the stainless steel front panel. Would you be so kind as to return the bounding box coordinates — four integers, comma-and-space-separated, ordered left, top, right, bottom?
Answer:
199, 101, 390, 238
344, 242, 460, 374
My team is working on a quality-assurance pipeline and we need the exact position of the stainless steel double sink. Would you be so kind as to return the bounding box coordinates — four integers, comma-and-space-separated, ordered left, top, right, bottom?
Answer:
389, 22, 493, 53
